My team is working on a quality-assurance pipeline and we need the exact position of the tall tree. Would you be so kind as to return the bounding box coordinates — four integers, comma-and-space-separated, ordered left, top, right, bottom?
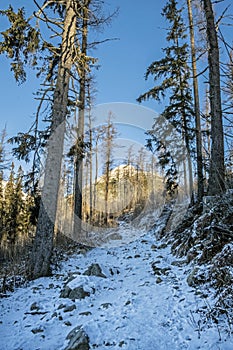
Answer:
3, 163, 16, 251
137, 0, 194, 199
0, 171, 4, 243
102, 114, 117, 225
73, 0, 91, 237
28, 0, 78, 279
202, 0, 225, 195
187, 0, 204, 201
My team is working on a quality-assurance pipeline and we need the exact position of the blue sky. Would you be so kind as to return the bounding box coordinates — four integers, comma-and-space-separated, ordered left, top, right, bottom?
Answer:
0, 0, 166, 139
0, 0, 232, 140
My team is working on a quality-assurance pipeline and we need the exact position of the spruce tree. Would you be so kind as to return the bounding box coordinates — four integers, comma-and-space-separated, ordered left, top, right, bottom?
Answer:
14, 166, 26, 243
137, 0, 194, 199
3, 163, 16, 250
102, 114, 118, 226
0, 171, 4, 243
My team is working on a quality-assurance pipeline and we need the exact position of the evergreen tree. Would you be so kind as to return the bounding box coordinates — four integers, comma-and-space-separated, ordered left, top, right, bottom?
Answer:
137, 0, 194, 199
3, 163, 16, 250
102, 114, 118, 225
0, 171, 4, 242
14, 166, 26, 243
1, 165, 30, 250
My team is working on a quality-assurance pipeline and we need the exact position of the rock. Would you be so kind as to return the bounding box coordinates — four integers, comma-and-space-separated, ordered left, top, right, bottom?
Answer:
119, 340, 126, 347
151, 263, 171, 276
79, 311, 92, 316
83, 264, 106, 278
65, 326, 90, 350
70, 287, 90, 300
60, 286, 90, 300
31, 327, 43, 334
109, 267, 120, 275
30, 302, 39, 311
60, 286, 72, 298
64, 304, 76, 313
100, 302, 112, 309
156, 277, 163, 284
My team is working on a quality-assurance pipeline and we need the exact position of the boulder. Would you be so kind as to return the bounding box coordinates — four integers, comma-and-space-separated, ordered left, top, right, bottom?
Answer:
60, 285, 90, 300
83, 264, 106, 278
65, 326, 90, 350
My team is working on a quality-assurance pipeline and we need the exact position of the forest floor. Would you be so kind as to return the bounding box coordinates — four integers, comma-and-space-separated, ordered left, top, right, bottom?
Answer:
0, 200, 233, 350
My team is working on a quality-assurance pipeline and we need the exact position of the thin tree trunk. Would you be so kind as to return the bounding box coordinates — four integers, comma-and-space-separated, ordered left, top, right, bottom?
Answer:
73, 1, 90, 238
104, 124, 111, 226
28, 0, 77, 279
87, 91, 93, 223
89, 127, 93, 223
203, 0, 225, 195
94, 140, 98, 215
182, 100, 194, 200
187, 0, 204, 201
183, 158, 188, 196
174, 35, 194, 201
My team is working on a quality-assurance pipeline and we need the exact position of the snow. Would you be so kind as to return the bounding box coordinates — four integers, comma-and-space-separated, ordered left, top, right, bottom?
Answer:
0, 219, 232, 350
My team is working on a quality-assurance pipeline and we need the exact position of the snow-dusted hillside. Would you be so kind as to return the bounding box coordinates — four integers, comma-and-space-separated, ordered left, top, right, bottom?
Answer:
0, 211, 232, 350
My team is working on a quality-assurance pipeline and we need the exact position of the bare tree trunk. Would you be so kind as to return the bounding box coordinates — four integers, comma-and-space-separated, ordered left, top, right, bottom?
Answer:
73, 1, 90, 238
93, 131, 101, 223
187, 0, 204, 201
183, 158, 188, 196
104, 124, 111, 226
87, 93, 93, 223
203, 0, 225, 195
182, 112, 194, 201
28, 0, 77, 279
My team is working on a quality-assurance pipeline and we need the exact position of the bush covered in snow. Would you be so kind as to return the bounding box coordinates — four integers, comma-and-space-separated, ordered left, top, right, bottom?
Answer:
162, 192, 233, 332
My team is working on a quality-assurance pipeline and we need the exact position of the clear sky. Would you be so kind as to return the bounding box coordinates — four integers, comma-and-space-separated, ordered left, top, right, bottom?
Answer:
0, 0, 166, 138
0, 0, 232, 138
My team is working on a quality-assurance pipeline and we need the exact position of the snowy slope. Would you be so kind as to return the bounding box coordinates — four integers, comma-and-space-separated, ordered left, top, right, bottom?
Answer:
0, 221, 232, 350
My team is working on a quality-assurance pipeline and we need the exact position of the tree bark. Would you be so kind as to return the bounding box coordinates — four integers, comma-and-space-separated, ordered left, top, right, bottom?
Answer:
187, 0, 204, 201
28, 0, 77, 279
73, 1, 90, 238
203, 0, 225, 195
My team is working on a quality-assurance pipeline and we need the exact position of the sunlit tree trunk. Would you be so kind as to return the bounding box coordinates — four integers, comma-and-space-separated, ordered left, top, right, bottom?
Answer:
187, 0, 204, 201
74, 1, 90, 238
28, 0, 77, 279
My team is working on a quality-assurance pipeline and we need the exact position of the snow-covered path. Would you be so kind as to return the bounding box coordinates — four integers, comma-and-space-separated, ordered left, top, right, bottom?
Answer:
0, 227, 232, 350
